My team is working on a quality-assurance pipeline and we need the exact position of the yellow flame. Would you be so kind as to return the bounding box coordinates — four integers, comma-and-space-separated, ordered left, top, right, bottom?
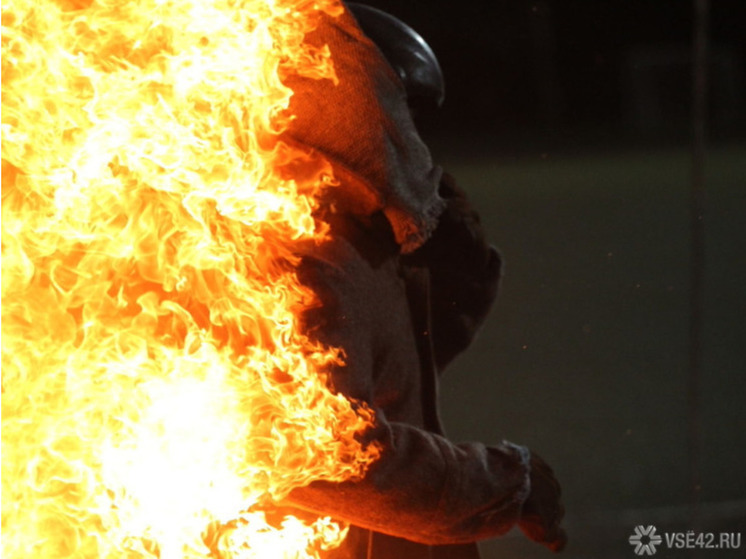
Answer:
1, 0, 379, 557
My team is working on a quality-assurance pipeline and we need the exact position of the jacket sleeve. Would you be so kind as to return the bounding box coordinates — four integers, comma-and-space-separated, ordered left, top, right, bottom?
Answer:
287, 422, 530, 546
287, 219, 530, 545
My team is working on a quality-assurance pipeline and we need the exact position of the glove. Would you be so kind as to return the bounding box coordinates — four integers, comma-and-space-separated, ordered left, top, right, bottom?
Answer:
518, 452, 567, 552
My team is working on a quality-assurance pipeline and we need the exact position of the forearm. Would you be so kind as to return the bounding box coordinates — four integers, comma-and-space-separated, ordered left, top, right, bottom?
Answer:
285, 417, 530, 545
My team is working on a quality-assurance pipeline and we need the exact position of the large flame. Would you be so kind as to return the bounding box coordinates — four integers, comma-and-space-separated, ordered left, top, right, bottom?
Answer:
1, 0, 380, 557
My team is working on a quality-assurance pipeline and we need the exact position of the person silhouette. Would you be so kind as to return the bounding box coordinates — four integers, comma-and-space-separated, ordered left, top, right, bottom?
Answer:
280, 5, 566, 558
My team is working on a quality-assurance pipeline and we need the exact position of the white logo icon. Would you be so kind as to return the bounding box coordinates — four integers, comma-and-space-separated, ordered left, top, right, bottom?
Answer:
629, 525, 663, 555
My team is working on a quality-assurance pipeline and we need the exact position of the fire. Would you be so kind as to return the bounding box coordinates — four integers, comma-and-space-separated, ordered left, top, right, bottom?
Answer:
1, 0, 380, 558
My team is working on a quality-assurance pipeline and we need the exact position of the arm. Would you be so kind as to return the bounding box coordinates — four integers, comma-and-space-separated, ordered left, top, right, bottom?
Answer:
289, 221, 530, 546
287, 424, 531, 546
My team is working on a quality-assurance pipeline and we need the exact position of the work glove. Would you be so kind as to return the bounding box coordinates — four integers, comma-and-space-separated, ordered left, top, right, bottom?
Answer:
518, 452, 567, 552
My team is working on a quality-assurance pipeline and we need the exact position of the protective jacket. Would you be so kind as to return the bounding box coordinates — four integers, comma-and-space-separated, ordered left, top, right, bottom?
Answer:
281, 6, 534, 558
289, 177, 531, 559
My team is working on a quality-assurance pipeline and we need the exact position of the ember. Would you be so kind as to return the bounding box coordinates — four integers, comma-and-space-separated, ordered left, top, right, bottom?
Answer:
1, 0, 379, 557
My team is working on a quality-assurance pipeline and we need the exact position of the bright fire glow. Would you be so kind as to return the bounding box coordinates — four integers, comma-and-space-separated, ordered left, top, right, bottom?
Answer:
1, 0, 379, 557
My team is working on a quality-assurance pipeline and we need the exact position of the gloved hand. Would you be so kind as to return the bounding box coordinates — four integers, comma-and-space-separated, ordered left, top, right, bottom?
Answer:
518, 452, 567, 552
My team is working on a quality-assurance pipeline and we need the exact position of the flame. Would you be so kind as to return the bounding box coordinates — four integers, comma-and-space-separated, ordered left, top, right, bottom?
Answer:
1, 0, 380, 557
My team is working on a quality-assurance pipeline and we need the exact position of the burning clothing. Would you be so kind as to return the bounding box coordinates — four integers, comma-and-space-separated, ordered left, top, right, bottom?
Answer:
281, 5, 445, 253
0, 0, 563, 557
288, 173, 532, 559
280, 6, 564, 558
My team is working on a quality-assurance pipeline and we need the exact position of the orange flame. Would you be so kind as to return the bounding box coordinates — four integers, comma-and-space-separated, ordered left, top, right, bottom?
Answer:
1, 0, 379, 557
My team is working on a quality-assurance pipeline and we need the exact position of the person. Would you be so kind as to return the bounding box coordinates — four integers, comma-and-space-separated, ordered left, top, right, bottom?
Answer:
279, 4, 567, 557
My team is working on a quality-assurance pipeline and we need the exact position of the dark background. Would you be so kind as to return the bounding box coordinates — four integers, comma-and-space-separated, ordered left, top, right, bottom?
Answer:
365, 1, 746, 557
369, 0, 745, 150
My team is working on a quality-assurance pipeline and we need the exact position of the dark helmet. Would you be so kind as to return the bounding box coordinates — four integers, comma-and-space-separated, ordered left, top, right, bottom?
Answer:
346, 3, 445, 110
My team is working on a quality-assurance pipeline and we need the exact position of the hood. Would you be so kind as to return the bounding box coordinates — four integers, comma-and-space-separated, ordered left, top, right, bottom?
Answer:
281, 5, 445, 252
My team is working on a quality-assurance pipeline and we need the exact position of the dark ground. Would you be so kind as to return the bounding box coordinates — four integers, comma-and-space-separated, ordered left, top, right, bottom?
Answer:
433, 143, 746, 558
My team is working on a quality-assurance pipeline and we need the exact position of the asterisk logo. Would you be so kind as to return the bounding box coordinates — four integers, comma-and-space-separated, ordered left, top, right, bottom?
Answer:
629, 525, 662, 555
